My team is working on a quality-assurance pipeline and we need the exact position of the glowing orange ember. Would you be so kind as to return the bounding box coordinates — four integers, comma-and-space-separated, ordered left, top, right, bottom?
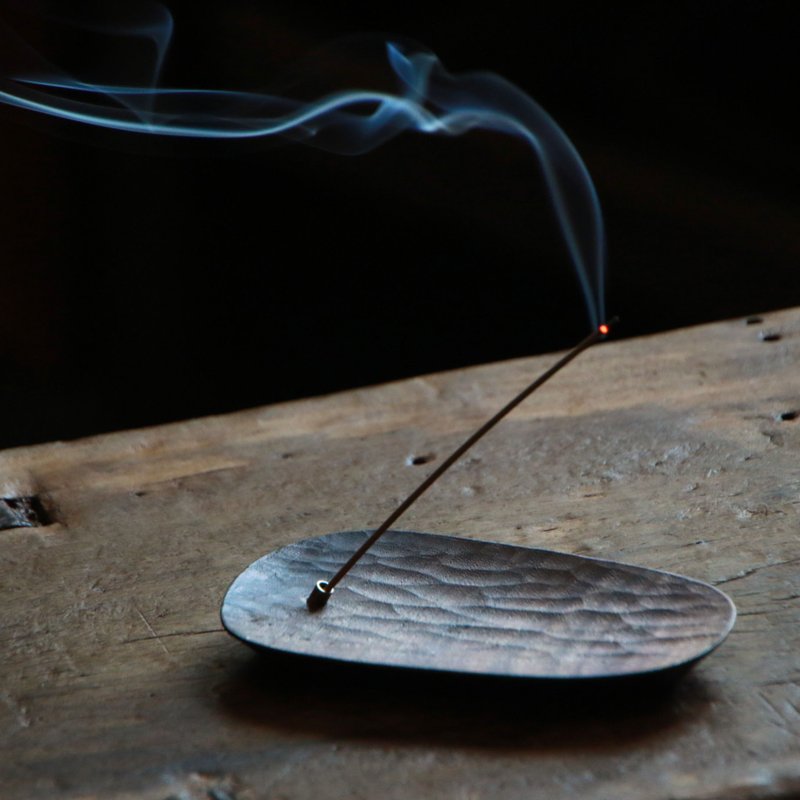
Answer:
598, 324, 609, 335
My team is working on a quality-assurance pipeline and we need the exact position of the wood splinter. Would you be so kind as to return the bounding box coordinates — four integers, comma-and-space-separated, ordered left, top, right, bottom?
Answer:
306, 318, 618, 611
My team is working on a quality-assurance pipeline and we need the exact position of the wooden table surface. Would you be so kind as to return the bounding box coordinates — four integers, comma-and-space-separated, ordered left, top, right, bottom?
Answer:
2, 310, 799, 800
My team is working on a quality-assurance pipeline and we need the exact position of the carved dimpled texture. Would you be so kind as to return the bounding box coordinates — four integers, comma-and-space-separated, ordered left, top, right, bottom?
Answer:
221, 530, 736, 678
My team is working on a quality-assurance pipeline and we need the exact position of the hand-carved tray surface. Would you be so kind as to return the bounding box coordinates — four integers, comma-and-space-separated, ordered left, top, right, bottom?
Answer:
221, 530, 736, 678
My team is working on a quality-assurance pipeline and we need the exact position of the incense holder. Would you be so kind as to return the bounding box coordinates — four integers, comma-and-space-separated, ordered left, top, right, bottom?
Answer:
221, 530, 736, 679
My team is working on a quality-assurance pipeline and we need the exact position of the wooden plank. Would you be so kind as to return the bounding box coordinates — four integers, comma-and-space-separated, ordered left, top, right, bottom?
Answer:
1, 309, 799, 800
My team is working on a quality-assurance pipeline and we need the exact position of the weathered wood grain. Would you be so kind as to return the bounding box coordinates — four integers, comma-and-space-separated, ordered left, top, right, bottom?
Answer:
1, 309, 799, 799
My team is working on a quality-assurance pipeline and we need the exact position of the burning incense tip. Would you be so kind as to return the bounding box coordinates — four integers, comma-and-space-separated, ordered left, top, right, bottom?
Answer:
598, 317, 619, 337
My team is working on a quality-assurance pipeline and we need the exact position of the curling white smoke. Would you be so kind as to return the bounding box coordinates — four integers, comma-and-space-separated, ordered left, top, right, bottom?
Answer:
0, 6, 605, 325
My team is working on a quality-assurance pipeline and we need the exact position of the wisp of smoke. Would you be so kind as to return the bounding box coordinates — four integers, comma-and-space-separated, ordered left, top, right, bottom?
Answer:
0, 5, 605, 326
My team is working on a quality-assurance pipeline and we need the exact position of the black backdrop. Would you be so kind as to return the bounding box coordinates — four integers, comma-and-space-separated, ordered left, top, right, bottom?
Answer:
1, 2, 797, 449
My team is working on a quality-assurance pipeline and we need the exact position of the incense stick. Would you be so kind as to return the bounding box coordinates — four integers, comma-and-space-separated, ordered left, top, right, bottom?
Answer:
306, 319, 617, 611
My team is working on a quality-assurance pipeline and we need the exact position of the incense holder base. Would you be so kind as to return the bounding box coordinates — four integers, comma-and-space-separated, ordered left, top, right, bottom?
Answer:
221, 530, 736, 679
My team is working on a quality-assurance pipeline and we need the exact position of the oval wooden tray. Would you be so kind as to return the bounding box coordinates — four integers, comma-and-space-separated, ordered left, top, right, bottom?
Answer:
221, 530, 736, 679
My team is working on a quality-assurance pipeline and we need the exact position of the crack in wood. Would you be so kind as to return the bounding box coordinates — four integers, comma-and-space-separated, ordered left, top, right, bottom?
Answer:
758, 678, 800, 688
133, 604, 172, 658
714, 557, 800, 586
0, 495, 51, 530
122, 628, 223, 645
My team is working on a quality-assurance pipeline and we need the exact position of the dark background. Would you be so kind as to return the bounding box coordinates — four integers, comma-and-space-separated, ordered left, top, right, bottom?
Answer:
1, 2, 797, 449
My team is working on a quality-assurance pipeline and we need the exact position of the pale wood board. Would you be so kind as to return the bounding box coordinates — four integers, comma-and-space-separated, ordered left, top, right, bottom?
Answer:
1, 309, 799, 800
